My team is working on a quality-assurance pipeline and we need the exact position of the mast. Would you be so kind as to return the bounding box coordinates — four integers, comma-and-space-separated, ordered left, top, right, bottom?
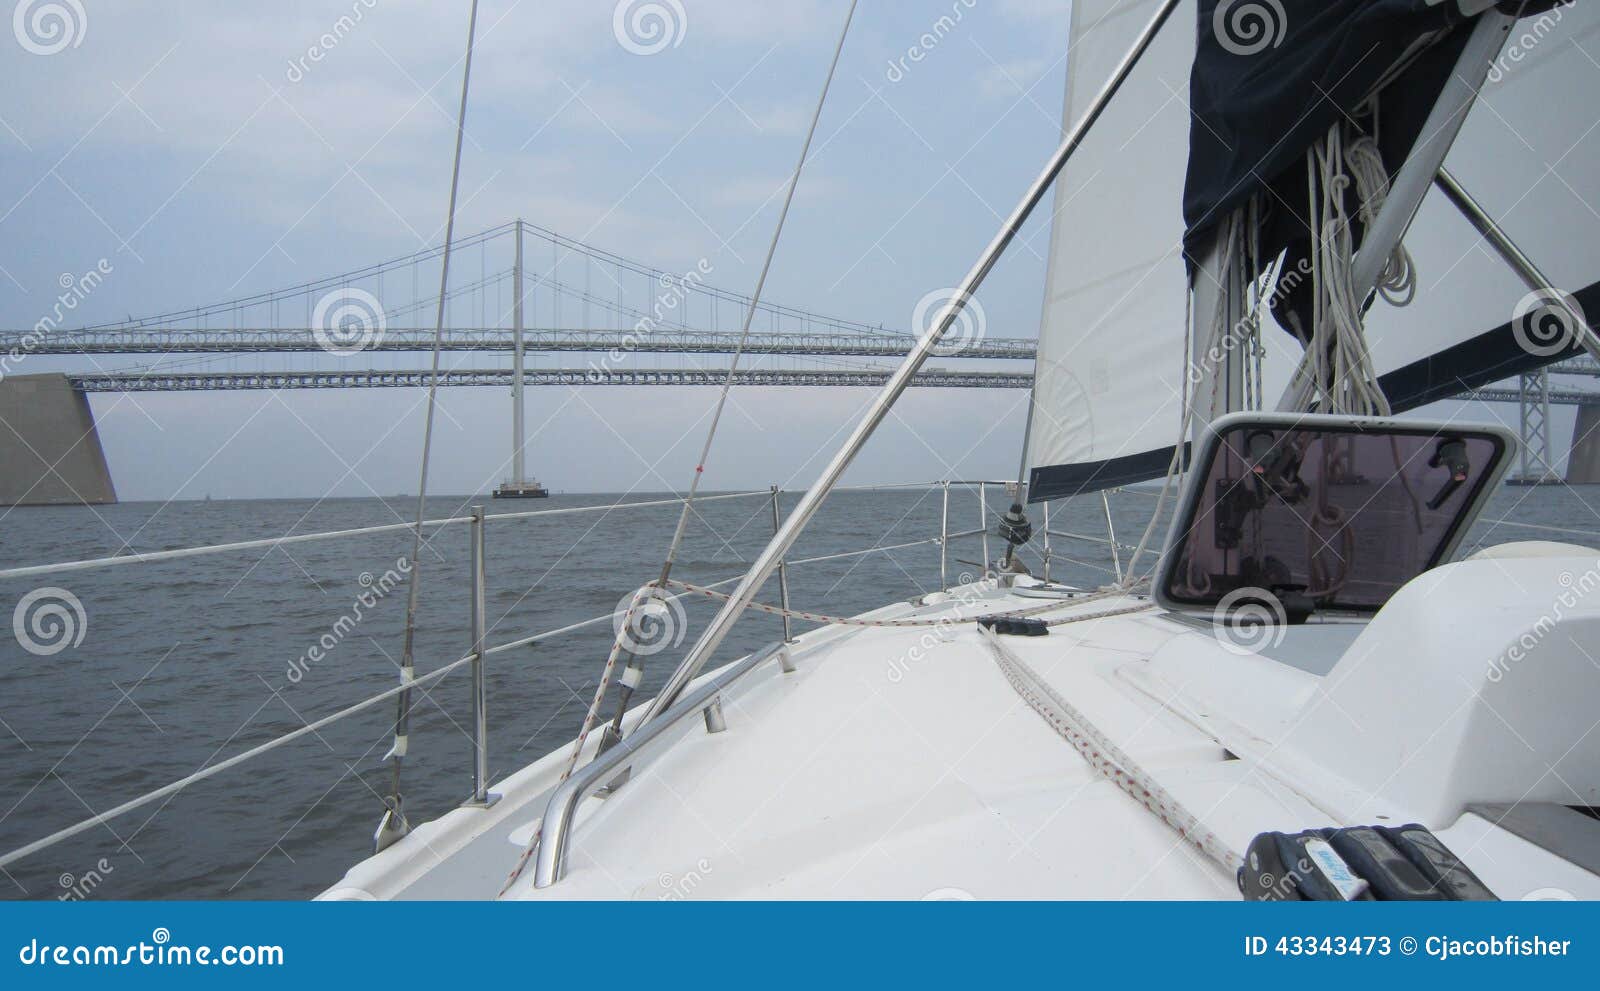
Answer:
512, 219, 525, 486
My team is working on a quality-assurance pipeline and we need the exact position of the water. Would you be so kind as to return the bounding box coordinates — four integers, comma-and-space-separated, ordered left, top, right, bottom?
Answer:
0, 485, 1590, 901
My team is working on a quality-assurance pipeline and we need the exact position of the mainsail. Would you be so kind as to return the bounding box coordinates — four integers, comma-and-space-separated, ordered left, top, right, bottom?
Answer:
1025, 0, 1599, 502
1025, 0, 1197, 502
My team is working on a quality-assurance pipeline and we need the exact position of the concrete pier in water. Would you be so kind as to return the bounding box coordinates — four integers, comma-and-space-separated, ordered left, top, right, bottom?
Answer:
0, 373, 117, 506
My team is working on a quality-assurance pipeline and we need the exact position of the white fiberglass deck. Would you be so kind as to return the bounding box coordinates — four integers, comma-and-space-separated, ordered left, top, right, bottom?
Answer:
326, 552, 1600, 902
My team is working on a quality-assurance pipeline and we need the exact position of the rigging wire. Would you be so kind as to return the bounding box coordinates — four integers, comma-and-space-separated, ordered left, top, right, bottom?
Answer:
498, 0, 861, 896
379, 0, 480, 848
656, 0, 860, 586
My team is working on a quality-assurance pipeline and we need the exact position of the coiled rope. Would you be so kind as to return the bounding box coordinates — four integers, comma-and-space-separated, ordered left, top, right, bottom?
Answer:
1283, 117, 1415, 416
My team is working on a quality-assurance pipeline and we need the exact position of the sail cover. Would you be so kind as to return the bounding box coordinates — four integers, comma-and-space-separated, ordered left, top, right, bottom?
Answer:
1025, 0, 1198, 502
1184, 0, 1567, 336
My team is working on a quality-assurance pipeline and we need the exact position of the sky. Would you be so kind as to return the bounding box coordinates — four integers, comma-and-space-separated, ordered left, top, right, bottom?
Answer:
0, 0, 1081, 500
1, 0, 1596, 503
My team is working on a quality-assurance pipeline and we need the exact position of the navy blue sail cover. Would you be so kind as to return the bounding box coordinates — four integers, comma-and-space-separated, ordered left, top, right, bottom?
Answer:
1183, 1, 1563, 337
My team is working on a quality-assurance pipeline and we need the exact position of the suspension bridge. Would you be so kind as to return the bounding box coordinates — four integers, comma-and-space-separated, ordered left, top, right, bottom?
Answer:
2, 219, 1596, 504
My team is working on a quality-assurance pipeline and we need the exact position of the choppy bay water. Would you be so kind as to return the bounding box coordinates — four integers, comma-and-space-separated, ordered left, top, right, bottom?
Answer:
0, 484, 1591, 900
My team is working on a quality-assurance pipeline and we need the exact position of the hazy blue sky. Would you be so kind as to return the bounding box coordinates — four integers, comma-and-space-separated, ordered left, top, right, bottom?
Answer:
2, 0, 1596, 503
1, 0, 1078, 500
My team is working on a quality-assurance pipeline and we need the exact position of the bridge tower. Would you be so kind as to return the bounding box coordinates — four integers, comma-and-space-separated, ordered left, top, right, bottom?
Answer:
1512, 369, 1563, 485
493, 220, 547, 499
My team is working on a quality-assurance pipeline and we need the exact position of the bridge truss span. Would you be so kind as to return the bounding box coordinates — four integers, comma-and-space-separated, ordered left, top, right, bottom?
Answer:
69, 367, 1038, 393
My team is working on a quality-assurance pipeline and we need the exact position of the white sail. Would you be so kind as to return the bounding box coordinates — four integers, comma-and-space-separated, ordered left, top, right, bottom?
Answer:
1359, 0, 1600, 382
1024, 0, 1196, 500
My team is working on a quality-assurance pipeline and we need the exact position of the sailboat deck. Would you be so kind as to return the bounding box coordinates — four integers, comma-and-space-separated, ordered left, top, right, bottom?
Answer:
328, 583, 1364, 900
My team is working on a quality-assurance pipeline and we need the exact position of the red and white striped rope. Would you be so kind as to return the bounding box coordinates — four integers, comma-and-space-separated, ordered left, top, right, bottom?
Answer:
979, 627, 1240, 872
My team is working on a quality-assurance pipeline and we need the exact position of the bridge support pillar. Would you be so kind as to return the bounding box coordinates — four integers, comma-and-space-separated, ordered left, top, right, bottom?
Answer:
1568, 403, 1600, 486
0, 373, 117, 506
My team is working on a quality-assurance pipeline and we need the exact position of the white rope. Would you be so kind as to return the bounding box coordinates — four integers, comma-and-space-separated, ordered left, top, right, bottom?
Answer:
1284, 119, 1414, 416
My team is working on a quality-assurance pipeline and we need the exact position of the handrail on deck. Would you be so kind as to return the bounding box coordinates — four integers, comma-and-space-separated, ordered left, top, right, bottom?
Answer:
0, 479, 1142, 878
532, 641, 787, 888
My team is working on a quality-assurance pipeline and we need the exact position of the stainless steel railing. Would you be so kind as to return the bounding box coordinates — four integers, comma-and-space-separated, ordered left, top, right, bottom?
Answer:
533, 641, 789, 888
0, 479, 1115, 878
